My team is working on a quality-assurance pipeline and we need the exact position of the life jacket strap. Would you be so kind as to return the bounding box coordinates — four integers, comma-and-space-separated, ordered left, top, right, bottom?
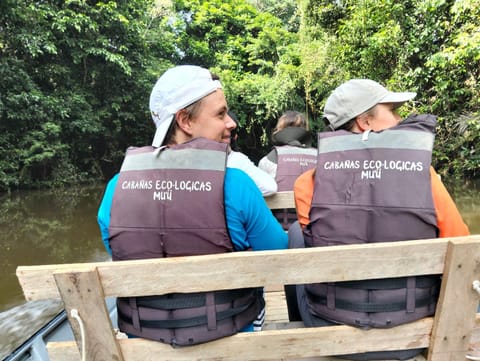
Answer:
118, 293, 264, 329
132, 288, 257, 310
305, 288, 438, 313
336, 276, 439, 290
272, 208, 297, 231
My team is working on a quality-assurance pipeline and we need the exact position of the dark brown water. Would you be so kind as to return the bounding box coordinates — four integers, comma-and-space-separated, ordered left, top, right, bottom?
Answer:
0, 180, 478, 359
0, 185, 111, 359
445, 179, 480, 235
0, 185, 111, 313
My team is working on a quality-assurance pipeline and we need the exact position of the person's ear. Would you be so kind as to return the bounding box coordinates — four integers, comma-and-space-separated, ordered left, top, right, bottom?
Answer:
355, 114, 371, 132
175, 109, 194, 135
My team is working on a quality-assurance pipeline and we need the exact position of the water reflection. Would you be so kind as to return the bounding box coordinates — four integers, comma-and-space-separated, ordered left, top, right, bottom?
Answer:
0, 185, 111, 359
0, 185, 110, 313
446, 178, 480, 234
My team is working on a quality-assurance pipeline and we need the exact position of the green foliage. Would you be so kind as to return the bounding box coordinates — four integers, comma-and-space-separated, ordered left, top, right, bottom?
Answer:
168, 0, 304, 160
0, 0, 478, 190
171, 0, 296, 73
433, 112, 480, 179
247, 0, 300, 32
0, 0, 163, 190
298, 0, 480, 179
220, 66, 304, 160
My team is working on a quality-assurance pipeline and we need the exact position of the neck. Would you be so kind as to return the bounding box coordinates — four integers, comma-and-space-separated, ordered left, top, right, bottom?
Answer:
167, 130, 192, 146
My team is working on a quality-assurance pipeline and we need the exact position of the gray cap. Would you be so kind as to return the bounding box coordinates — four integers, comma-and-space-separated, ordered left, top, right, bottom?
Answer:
323, 79, 416, 130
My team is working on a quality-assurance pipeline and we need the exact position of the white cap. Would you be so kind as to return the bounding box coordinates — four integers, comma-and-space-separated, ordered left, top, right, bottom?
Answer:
324, 79, 416, 130
149, 65, 222, 147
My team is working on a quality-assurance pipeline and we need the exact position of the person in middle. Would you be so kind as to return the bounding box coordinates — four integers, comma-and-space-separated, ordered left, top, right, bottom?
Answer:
228, 110, 277, 197
258, 110, 317, 230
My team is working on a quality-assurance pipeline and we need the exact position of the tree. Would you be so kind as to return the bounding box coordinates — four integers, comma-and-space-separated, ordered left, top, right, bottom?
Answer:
169, 0, 304, 159
0, 0, 176, 190
0, 0, 478, 189
298, 0, 480, 178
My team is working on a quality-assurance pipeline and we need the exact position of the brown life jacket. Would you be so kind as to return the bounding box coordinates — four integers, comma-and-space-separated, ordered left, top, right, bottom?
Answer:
273, 145, 317, 230
109, 137, 264, 345
303, 115, 440, 328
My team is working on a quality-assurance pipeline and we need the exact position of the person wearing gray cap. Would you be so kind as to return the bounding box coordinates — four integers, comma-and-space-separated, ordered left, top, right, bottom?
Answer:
97, 65, 287, 346
322, 78, 417, 132
286, 79, 469, 360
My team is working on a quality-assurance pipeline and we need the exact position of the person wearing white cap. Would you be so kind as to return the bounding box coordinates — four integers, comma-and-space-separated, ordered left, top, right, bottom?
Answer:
97, 65, 287, 345
150, 67, 277, 197
149, 65, 230, 148
286, 79, 469, 360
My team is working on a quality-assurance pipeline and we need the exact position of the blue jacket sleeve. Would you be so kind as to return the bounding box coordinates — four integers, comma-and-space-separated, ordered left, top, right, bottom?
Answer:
97, 174, 119, 255
224, 168, 288, 251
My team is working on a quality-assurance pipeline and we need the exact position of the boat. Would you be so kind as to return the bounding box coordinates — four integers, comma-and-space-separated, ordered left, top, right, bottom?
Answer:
3, 298, 117, 361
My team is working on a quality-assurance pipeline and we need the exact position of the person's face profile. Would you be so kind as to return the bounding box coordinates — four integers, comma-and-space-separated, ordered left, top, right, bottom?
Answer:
367, 103, 402, 131
189, 90, 235, 144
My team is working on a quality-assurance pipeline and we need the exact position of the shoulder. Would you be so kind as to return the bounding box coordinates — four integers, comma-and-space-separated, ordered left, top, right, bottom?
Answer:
108, 173, 120, 186
104, 173, 120, 197
98, 174, 120, 219
258, 153, 276, 168
294, 169, 315, 191
266, 149, 277, 163
225, 167, 266, 201
227, 151, 252, 167
225, 167, 256, 186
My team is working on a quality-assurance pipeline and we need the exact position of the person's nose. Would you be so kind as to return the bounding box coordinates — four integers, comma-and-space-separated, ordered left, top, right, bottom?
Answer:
393, 110, 402, 123
226, 113, 237, 130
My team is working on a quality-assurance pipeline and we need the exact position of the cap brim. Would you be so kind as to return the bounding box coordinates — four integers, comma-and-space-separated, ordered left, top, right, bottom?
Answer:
152, 115, 173, 147
381, 91, 416, 107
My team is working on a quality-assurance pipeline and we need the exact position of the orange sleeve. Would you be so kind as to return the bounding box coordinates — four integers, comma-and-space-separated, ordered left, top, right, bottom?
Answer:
430, 167, 470, 237
293, 169, 315, 229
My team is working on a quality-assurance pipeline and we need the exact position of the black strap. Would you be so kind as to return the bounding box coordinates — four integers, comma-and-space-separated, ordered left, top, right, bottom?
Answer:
336, 276, 440, 290
129, 288, 257, 310
305, 289, 438, 313
118, 293, 265, 329
273, 208, 297, 230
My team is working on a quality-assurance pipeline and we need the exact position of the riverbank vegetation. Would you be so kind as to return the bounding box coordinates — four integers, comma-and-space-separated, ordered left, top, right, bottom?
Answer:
0, 0, 478, 191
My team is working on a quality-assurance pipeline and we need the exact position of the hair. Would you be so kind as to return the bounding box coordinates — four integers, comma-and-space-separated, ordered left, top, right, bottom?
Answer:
324, 117, 356, 131
355, 105, 378, 125
273, 111, 307, 134
163, 71, 218, 145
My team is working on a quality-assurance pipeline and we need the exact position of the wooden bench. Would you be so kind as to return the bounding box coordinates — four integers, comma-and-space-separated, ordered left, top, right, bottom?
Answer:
16, 191, 480, 361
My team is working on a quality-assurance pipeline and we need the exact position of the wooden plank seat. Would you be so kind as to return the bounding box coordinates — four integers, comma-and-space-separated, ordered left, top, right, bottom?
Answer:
16, 191, 480, 361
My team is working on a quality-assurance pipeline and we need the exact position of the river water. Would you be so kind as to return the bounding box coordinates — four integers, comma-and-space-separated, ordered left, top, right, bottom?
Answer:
0, 185, 110, 359
0, 180, 479, 359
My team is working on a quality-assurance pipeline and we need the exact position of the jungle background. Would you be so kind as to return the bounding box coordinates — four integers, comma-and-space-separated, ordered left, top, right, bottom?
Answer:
1, 0, 479, 191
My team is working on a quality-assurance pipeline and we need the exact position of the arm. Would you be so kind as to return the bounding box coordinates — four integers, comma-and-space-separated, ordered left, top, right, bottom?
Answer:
228, 151, 278, 197
293, 169, 315, 229
97, 174, 119, 255
430, 167, 470, 237
224, 168, 288, 251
